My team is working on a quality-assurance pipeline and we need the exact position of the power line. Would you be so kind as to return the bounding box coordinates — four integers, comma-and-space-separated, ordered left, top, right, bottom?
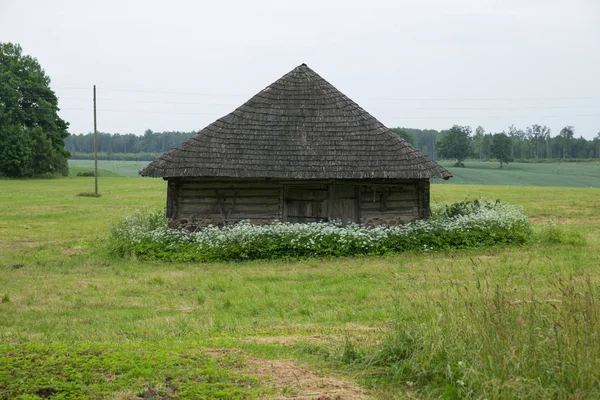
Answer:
4, 99, 600, 111
4, 104, 600, 119
370, 96, 600, 102
4, 82, 600, 101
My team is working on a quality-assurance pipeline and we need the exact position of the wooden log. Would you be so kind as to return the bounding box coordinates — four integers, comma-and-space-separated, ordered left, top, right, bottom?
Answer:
179, 196, 280, 205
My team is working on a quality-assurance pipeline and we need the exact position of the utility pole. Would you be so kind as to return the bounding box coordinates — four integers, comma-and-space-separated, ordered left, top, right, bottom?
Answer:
93, 85, 98, 196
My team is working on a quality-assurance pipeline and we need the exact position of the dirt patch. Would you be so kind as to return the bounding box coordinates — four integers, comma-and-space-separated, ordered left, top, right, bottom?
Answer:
0, 240, 42, 249
63, 245, 87, 257
207, 349, 369, 399
35, 388, 58, 398
246, 357, 368, 399
249, 334, 331, 346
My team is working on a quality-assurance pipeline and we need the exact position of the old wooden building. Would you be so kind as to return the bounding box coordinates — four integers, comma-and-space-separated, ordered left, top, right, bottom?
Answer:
140, 64, 451, 227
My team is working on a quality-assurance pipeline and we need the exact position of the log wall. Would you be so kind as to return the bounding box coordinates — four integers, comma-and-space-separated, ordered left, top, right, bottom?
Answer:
165, 178, 430, 228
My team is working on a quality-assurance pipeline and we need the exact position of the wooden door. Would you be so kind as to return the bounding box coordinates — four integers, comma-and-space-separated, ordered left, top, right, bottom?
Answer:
284, 185, 328, 223
328, 184, 358, 223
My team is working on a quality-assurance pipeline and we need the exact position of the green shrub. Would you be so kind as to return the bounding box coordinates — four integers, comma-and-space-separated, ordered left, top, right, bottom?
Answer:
538, 219, 586, 246
76, 170, 96, 177
107, 200, 532, 262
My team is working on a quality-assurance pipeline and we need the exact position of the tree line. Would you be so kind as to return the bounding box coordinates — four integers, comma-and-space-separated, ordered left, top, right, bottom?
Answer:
66, 130, 195, 154
66, 126, 600, 166
393, 126, 600, 167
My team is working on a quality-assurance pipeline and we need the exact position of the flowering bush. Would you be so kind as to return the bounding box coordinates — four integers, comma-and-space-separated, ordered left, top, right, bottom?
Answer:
107, 199, 532, 261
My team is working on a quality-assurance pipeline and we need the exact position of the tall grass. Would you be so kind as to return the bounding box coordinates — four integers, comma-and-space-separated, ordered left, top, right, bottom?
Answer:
341, 272, 600, 399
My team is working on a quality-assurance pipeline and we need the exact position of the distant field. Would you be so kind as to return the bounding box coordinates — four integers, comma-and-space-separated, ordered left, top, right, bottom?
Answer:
68, 159, 149, 178
68, 159, 600, 187
435, 160, 600, 187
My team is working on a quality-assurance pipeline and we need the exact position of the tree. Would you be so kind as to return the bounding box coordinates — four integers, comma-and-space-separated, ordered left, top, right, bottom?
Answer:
473, 126, 485, 159
506, 125, 528, 159
390, 128, 416, 146
557, 126, 575, 159
525, 125, 551, 159
489, 133, 513, 168
436, 125, 472, 167
0, 42, 70, 177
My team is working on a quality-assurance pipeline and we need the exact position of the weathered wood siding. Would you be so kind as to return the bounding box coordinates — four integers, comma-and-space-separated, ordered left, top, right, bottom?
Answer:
166, 178, 430, 227
358, 182, 425, 226
285, 184, 328, 223
329, 184, 358, 223
170, 180, 282, 226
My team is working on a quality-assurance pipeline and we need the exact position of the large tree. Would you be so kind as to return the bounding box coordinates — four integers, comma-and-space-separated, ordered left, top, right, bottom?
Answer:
525, 124, 551, 159
436, 125, 472, 167
473, 125, 486, 159
489, 133, 512, 168
0, 42, 70, 177
557, 126, 575, 159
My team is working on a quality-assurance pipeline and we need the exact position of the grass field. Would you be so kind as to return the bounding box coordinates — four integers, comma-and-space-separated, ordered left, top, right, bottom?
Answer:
1, 178, 599, 398
436, 160, 600, 187
68, 160, 150, 178
68, 159, 600, 188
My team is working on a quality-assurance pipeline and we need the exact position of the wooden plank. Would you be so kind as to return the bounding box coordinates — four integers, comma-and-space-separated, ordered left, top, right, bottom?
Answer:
279, 187, 284, 220
179, 181, 281, 189
360, 200, 417, 212
179, 196, 280, 205
179, 203, 280, 214
180, 177, 419, 185
178, 214, 280, 222
219, 212, 280, 220
285, 184, 328, 190
361, 209, 418, 218
329, 184, 358, 223
286, 189, 328, 201
166, 180, 178, 219
179, 188, 280, 197
285, 200, 327, 218
422, 180, 431, 218
282, 186, 288, 221
359, 191, 417, 203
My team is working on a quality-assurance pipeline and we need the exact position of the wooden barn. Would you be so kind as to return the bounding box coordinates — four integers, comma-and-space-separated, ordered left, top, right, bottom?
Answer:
140, 64, 451, 227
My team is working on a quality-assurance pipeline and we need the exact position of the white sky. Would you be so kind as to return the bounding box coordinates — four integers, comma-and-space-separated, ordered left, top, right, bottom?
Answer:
2, 0, 599, 139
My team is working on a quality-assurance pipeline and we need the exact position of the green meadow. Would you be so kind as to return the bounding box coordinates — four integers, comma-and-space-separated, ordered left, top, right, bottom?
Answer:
436, 160, 600, 187
68, 160, 151, 178
1, 176, 599, 399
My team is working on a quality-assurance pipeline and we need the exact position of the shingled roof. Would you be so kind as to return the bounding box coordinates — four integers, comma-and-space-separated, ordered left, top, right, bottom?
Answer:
140, 64, 451, 180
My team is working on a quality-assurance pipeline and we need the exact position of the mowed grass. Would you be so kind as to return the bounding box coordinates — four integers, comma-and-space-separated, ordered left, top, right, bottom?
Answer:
0, 178, 599, 398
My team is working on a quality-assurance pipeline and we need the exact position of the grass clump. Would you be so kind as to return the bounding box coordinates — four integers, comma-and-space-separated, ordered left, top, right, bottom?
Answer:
538, 219, 587, 246
76, 170, 96, 177
107, 200, 532, 262
339, 274, 600, 399
76, 192, 101, 198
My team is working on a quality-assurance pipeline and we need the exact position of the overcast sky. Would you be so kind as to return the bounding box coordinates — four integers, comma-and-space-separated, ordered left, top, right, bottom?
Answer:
2, 0, 599, 139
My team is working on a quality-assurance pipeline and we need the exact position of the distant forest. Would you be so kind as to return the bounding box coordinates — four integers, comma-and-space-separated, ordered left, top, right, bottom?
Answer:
66, 126, 600, 161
